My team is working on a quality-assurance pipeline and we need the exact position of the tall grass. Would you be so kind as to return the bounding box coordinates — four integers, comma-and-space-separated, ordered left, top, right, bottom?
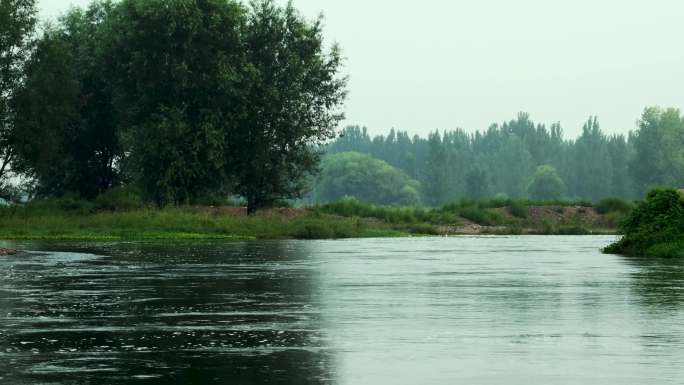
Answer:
0, 195, 630, 241
0, 205, 407, 241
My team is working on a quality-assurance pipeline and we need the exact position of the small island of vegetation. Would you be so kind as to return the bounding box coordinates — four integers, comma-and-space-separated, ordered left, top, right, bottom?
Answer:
604, 188, 684, 258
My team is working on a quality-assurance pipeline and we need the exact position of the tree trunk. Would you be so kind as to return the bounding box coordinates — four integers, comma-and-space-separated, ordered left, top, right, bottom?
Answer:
247, 193, 258, 215
0, 150, 12, 181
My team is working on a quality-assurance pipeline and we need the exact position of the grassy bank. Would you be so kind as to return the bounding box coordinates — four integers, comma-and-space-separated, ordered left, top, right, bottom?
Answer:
0, 196, 630, 242
315, 197, 627, 236
0, 206, 414, 241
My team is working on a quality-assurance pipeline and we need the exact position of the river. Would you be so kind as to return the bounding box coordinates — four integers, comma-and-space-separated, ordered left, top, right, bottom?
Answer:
1, 236, 683, 384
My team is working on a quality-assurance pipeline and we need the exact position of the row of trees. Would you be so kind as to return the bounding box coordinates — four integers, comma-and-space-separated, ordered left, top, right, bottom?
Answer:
326, 109, 684, 205
0, 0, 346, 212
2, 1, 681, 209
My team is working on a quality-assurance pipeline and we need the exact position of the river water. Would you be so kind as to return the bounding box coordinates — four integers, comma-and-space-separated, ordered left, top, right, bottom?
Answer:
1, 236, 683, 384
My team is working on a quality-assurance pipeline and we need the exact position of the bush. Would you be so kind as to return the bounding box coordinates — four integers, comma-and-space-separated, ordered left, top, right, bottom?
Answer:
605, 188, 684, 257
595, 197, 634, 215
26, 195, 96, 215
94, 187, 144, 211
317, 152, 422, 206
509, 201, 529, 218
407, 223, 441, 235
439, 200, 504, 226
316, 197, 438, 224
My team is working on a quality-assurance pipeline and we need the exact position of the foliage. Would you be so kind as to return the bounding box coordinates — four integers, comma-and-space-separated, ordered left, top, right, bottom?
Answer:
316, 197, 438, 224
93, 186, 144, 211
630, 107, 684, 195
594, 197, 634, 215
327, 113, 643, 204
465, 167, 490, 200
527, 165, 565, 201
316, 152, 422, 206
0, 0, 36, 183
12, 2, 122, 198
109, 0, 243, 205
231, 0, 347, 213
0, 203, 405, 240
4, 0, 684, 215
573, 117, 613, 201
10, 31, 81, 189
605, 188, 684, 257
440, 200, 504, 226
508, 201, 529, 219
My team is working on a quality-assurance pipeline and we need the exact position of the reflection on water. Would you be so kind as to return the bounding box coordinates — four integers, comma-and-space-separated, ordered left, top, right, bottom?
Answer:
625, 256, 684, 309
0, 241, 333, 384
0, 236, 683, 384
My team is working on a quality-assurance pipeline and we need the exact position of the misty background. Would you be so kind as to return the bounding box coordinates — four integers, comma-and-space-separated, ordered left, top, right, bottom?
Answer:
38, 0, 684, 138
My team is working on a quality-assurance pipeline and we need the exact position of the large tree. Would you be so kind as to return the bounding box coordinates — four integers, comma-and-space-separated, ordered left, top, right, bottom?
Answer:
232, 0, 346, 213
316, 152, 421, 206
528, 165, 565, 201
573, 117, 613, 201
10, 32, 80, 196
110, 0, 244, 205
0, 0, 36, 186
12, 2, 122, 198
630, 107, 684, 194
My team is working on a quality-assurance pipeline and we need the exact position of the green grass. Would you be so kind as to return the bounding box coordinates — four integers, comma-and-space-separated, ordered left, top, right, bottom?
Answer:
0, 206, 412, 241
0, 195, 628, 241
314, 197, 619, 235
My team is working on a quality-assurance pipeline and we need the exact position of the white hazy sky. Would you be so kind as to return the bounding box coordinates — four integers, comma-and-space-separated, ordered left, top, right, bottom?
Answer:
38, 0, 684, 138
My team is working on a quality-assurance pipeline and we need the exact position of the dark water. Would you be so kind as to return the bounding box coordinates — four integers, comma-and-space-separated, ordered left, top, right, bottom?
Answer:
1, 236, 683, 384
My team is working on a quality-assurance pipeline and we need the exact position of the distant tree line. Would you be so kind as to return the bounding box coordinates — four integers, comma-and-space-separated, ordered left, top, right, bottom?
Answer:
0, 0, 346, 212
322, 109, 684, 205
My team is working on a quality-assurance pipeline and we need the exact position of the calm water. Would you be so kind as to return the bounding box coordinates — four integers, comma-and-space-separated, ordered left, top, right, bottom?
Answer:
1, 236, 684, 384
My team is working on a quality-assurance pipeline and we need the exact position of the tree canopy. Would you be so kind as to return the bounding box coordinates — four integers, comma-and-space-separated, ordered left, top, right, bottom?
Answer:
7, 0, 346, 210
0, 0, 36, 187
527, 165, 565, 201
316, 152, 422, 206
324, 108, 683, 204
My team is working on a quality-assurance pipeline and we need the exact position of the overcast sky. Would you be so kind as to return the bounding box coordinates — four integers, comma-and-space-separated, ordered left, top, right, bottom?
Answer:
38, 0, 684, 138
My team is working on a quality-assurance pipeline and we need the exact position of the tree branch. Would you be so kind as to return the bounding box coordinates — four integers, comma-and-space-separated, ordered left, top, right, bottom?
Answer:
0, 148, 12, 180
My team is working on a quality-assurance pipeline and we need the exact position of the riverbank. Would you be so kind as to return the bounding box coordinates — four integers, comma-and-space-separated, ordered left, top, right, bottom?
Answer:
0, 199, 624, 241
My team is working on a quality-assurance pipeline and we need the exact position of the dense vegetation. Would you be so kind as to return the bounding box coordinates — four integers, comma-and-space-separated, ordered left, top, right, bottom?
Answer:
1, 0, 682, 226
1, 0, 345, 212
315, 152, 422, 206
0, 202, 408, 241
0, 191, 630, 240
605, 188, 684, 258
324, 110, 684, 205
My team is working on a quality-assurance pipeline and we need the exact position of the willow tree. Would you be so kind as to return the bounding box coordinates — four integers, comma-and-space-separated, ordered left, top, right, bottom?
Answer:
232, 0, 347, 213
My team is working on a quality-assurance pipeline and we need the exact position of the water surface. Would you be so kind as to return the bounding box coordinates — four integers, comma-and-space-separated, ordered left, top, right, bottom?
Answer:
1, 236, 683, 384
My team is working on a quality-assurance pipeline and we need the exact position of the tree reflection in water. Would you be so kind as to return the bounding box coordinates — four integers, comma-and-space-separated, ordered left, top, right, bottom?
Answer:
0, 241, 335, 385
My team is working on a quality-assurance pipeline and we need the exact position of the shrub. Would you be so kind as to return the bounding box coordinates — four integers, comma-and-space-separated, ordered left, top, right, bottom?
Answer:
605, 188, 684, 257
509, 201, 529, 218
94, 187, 144, 211
407, 223, 441, 235
595, 198, 634, 215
